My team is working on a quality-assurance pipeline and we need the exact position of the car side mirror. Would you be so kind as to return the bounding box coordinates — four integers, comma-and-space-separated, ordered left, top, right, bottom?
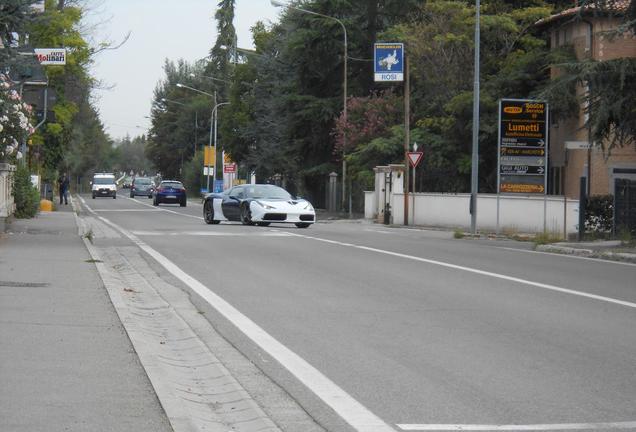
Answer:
229, 195, 238, 200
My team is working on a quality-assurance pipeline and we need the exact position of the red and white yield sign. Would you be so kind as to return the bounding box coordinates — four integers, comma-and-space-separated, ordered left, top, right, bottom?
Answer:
407, 151, 424, 168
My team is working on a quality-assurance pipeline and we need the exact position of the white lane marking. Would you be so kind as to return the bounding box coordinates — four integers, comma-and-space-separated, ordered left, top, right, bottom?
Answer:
77, 197, 395, 432
131, 230, 293, 237
93, 209, 159, 212
397, 421, 636, 430
495, 246, 636, 268
123, 196, 204, 220
281, 232, 636, 310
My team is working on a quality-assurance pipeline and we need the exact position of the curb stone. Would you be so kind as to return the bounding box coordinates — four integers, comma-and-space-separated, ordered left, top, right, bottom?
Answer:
71, 197, 282, 432
536, 244, 636, 263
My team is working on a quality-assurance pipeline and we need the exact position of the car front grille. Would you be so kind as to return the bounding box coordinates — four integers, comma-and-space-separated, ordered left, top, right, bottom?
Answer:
263, 213, 287, 221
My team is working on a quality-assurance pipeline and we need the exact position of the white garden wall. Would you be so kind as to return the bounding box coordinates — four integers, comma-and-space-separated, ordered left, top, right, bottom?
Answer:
366, 192, 579, 235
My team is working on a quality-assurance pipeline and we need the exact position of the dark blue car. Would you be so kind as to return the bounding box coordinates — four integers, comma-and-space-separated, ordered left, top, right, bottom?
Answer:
153, 180, 187, 207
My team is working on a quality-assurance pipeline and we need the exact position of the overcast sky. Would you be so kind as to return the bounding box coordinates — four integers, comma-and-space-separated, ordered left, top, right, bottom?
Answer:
89, 0, 280, 140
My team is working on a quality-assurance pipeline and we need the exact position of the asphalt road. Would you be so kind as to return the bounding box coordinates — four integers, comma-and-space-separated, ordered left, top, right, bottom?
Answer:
80, 192, 636, 431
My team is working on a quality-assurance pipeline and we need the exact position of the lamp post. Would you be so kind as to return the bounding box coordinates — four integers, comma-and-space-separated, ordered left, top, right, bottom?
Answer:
189, 72, 231, 85
271, 0, 348, 214
470, 0, 481, 235
176, 83, 229, 192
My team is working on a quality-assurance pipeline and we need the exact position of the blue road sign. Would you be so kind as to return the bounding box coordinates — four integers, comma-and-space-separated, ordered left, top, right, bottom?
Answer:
213, 180, 224, 193
374, 43, 404, 82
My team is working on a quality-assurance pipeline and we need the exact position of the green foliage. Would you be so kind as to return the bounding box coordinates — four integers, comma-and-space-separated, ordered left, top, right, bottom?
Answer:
111, 135, 153, 175
390, 0, 553, 193
585, 195, 614, 233
182, 150, 204, 196
24, 0, 108, 184
12, 164, 40, 218
0, 0, 40, 65
206, 0, 237, 83
146, 59, 210, 180
533, 231, 562, 245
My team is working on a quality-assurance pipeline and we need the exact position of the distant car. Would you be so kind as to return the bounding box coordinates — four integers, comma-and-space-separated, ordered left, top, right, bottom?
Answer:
122, 176, 133, 189
203, 184, 315, 228
91, 173, 117, 199
130, 177, 154, 198
153, 180, 186, 207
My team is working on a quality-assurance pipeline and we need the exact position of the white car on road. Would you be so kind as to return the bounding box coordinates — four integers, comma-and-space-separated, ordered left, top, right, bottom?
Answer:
203, 184, 315, 228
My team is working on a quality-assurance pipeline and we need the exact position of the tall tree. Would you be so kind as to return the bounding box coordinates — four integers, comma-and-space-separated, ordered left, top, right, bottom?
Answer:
206, 0, 236, 86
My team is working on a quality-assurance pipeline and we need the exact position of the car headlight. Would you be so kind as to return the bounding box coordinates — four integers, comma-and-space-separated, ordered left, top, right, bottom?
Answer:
256, 201, 275, 210
303, 202, 314, 211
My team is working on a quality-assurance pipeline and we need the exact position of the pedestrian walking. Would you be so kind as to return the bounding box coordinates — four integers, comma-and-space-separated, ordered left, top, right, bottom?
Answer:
58, 173, 69, 205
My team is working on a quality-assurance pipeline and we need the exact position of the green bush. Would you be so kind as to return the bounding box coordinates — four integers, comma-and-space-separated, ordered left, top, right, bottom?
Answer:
12, 165, 40, 218
585, 195, 613, 233
182, 151, 205, 196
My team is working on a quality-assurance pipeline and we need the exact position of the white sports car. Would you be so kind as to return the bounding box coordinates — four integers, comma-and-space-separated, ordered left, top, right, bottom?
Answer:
203, 184, 316, 228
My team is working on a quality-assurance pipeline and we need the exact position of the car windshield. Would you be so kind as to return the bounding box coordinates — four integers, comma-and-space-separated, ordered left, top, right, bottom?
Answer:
93, 177, 115, 185
135, 178, 151, 185
244, 185, 292, 200
161, 182, 183, 189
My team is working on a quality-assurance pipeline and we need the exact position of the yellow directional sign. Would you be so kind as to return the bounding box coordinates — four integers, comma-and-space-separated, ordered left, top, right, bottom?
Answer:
500, 183, 545, 194
204, 146, 215, 166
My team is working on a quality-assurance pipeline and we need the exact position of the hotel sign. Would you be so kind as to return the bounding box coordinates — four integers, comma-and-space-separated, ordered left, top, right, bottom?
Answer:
498, 99, 548, 194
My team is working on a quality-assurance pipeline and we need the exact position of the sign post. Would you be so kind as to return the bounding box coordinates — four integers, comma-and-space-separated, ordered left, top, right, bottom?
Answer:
375, 42, 407, 223
407, 144, 423, 225
497, 99, 549, 234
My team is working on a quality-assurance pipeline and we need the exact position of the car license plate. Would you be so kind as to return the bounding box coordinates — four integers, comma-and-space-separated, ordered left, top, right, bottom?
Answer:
166, 195, 176, 199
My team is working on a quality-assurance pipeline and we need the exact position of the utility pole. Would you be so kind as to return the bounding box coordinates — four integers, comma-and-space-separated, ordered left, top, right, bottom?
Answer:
470, 0, 481, 235
403, 56, 410, 226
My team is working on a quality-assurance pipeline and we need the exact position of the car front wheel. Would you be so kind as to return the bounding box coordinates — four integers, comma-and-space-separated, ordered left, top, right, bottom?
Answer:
295, 223, 310, 228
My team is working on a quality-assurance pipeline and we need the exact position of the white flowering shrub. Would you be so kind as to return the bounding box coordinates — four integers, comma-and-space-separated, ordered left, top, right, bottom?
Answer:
0, 73, 35, 161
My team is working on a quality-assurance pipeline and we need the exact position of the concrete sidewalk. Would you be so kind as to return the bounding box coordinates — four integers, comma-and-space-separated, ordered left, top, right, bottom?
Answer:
0, 204, 172, 432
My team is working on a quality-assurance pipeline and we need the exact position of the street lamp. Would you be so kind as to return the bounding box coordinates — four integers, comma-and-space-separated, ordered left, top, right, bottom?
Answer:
470, 0, 481, 235
189, 72, 232, 85
271, 0, 349, 214
177, 83, 229, 192
161, 97, 185, 106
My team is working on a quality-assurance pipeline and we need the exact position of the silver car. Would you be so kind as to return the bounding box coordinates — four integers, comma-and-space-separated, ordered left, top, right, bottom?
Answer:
130, 177, 155, 198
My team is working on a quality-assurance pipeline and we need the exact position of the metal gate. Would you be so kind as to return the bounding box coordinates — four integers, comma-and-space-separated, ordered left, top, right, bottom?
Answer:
614, 179, 636, 235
